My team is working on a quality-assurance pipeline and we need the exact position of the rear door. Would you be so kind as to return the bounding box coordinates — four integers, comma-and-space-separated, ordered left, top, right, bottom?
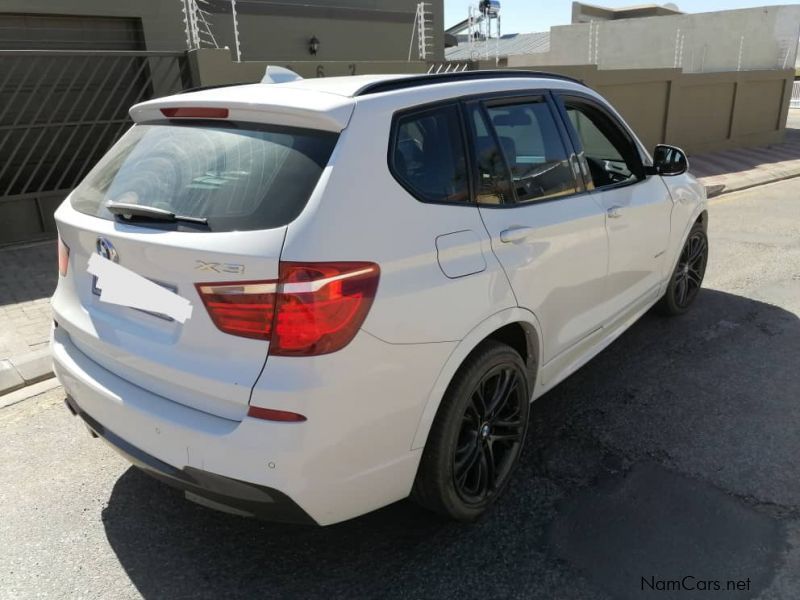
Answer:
468, 94, 610, 366
53, 120, 337, 420
555, 94, 673, 315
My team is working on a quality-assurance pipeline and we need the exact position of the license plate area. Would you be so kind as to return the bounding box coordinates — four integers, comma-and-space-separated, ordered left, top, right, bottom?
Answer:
91, 275, 177, 322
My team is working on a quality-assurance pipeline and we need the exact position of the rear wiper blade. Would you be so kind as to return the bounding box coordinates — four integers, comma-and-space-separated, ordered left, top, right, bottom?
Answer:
105, 202, 209, 226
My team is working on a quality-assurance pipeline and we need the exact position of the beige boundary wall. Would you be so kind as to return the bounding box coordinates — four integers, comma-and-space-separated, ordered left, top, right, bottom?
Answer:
479, 61, 795, 155
191, 49, 793, 156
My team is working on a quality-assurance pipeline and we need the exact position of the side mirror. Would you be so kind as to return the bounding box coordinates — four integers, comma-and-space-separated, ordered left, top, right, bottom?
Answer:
651, 144, 688, 176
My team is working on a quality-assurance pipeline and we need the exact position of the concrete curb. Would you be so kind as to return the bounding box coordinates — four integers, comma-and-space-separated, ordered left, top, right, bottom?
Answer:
0, 377, 61, 410
0, 348, 53, 397
700, 171, 800, 198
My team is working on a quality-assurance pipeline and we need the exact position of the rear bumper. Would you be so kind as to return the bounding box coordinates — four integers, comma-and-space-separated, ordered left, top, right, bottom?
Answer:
64, 394, 314, 524
52, 324, 454, 525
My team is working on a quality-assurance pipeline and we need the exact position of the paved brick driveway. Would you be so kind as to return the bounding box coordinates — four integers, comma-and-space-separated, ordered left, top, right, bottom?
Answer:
0, 241, 57, 362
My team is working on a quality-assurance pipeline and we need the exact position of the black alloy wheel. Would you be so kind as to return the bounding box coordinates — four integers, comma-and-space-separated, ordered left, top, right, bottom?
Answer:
658, 223, 708, 316
412, 341, 530, 521
454, 364, 526, 504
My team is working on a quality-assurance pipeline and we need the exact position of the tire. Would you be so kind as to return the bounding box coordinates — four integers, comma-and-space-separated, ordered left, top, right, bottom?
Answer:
657, 223, 708, 316
412, 340, 530, 521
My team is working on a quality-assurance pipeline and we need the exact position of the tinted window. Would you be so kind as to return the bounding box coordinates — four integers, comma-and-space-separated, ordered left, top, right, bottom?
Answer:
70, 123, 337, 232
468, 105, 515, 205
391, 104, 469, 204
564, 100, 643, 189
485, 101, 578, 203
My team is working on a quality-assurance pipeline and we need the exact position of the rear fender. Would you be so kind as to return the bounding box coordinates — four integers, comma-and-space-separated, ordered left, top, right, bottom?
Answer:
410, 307, 543, 450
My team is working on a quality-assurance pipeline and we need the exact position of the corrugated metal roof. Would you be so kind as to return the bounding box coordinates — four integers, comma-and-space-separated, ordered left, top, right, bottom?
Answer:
445, 31, 550, 61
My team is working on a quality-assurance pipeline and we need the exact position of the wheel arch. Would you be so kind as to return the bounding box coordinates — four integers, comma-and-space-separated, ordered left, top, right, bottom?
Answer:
696, 209, 708, 232
410, 307, 542, 450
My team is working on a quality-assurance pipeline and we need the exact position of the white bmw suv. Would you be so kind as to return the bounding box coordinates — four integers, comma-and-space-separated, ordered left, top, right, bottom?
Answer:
52, 70, 708, 525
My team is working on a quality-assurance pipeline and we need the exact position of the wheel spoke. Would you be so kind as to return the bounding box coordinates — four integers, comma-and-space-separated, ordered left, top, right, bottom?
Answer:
687, 267, 703, 286
463, 400, 481, 427
455, 442, 481, 483
480, 443, 495, 491
456, 428, 477, 455
676, 276, 688, 305
492, 413, 522, 429
472, 385, 488, 419
486, 369, 514, 418
489, 431, 522, 444
688, 236, 706, 262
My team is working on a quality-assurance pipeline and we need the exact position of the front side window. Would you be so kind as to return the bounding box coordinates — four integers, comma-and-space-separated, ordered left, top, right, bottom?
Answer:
390, 104, 469, 204
563, 99, 643, 189
484, 100, 579, 204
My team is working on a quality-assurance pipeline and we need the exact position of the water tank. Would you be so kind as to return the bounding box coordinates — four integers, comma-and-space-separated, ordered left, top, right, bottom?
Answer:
479, 0, 501, 17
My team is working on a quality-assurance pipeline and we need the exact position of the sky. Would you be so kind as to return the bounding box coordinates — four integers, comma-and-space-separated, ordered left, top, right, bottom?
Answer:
444, 0, 800, 33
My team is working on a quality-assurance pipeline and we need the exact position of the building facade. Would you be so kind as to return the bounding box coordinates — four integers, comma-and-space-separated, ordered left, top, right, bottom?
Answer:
0, 0, 442, 245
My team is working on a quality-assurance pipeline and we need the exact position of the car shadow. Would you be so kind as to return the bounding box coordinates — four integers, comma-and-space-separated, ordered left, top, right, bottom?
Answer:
102, 288, 800, 600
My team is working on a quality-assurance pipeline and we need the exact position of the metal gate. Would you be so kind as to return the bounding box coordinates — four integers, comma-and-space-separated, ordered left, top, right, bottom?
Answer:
0, 50, 193, 245
791, 81, 800, 110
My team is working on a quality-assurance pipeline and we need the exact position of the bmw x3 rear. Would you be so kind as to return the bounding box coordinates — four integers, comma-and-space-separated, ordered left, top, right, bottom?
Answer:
52, 71, 708, 525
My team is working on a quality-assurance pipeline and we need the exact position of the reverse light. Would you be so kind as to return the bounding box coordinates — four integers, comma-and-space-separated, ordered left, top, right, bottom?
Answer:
160, 107, 229, 119
195, 261, 380, 356
58, 236, 70, 276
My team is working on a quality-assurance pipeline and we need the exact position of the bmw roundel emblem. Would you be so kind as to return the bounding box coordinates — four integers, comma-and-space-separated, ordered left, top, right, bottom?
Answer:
96, 237, 119, 263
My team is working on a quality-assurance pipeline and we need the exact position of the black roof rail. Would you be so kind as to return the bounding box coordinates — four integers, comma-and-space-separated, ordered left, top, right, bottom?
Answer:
354, 70, 586, 96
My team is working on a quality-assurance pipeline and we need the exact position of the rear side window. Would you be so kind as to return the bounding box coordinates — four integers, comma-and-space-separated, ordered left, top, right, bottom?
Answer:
484, 100, 579, 203
70, 123, 338, 231
390, 104, 469, 204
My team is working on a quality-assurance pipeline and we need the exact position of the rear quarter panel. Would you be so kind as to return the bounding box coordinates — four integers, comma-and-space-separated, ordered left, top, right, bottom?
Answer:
280, 94, 517, 344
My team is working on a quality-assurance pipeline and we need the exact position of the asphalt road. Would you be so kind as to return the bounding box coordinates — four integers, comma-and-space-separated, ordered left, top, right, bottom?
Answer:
2, 178, 800, 600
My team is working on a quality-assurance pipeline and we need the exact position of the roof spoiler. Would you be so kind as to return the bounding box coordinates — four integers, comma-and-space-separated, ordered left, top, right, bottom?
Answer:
261, 66, 303, 84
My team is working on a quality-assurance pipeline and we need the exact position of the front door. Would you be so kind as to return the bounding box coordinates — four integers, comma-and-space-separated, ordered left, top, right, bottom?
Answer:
466, 96, 609, 366
556, 94, 673, 317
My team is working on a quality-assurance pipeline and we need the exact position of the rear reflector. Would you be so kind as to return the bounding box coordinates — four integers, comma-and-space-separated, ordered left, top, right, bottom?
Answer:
247, 406, 307, 422
58, 236, 70, 276
195, 261, 380, 356
160, 107, 229, 119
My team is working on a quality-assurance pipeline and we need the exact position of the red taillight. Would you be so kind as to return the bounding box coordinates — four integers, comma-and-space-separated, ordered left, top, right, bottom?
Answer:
247, 406, 307, 422
57, 236, 70, 276
195, 261, 380, 356
272, 262, 380, 356
160, 107, 229, 119
195, 281, 277, 340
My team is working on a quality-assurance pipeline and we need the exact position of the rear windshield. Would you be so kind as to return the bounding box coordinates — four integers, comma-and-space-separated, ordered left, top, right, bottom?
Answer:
70, 122, 338, 231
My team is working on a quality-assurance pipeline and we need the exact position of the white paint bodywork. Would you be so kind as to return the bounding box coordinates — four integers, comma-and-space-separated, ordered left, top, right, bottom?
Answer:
52, 74, 707, 525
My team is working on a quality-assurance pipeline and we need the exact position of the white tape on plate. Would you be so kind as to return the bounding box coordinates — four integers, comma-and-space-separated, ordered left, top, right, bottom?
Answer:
87, 253, 193, 323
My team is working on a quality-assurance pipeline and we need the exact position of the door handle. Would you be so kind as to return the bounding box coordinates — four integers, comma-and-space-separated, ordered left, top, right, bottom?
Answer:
607, 206, 623, 219
500, 226, 535, 243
